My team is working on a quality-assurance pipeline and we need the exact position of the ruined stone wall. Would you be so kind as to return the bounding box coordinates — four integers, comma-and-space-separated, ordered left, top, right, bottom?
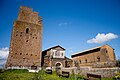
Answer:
6, 6, 42, 69
62, 67, 119, 78
78, 67, 119, 78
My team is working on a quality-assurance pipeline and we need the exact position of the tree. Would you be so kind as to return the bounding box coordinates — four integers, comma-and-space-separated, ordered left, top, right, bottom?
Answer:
116, 56, 120, 67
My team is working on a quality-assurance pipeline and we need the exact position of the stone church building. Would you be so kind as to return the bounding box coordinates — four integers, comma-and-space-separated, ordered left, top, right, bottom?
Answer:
41, 45, 73, 68
71, 44, 116, 68
6, 6, 42, 70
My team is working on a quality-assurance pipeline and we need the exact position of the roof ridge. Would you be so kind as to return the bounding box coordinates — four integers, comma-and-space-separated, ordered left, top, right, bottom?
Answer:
42, 45, 65, 52
71, 45, 104, 56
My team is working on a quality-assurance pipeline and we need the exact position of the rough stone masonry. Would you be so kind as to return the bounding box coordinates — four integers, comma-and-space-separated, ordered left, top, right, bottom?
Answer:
5, 6, 42, 70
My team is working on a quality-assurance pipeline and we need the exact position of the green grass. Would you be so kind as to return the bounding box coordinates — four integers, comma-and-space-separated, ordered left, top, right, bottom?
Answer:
0, 69, 114, 80
0, 69, 35, 80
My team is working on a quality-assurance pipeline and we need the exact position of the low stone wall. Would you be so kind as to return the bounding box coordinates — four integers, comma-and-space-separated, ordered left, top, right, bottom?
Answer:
6, 66, 41, 72
76, 67, 119, 78
89, 68, 118, 77
61, 67, 120, 78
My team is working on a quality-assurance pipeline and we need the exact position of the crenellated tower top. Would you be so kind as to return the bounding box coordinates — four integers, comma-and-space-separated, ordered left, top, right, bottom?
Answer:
18, 6, 42, 25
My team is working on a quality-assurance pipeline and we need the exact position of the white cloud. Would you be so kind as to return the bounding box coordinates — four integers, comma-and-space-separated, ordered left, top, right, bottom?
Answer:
58, 22, 68, 26
0, 47, 9, 68
0, 47, 9, 59
87, 33, 119, 44
0, 60, 6, 68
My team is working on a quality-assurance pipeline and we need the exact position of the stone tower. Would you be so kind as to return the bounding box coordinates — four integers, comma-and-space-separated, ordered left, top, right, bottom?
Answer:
6, 6, 42, 70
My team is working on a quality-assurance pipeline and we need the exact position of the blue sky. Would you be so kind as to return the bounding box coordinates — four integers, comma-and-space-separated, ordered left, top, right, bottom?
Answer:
0, 0, 120, 61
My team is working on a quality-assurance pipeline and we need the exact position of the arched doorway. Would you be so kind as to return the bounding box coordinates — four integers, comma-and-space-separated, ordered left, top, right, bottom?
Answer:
55, 62, 63, 67
56, 63, 61, 67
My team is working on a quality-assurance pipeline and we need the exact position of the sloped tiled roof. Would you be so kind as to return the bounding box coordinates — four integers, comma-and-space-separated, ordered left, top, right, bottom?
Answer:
42, 45, 65, 52
71, 44, 113, 58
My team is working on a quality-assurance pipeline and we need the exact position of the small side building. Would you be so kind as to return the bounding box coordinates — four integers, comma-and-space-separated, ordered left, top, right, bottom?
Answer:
41, 45, 73, 69
71, 44, 116, 68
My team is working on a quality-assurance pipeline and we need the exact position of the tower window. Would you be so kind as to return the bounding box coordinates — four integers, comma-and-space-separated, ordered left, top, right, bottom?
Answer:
26, 28, 29, 33
26, 40, 29, 42
85, 59, 87, 63
20, 53, 22, 55
16, 31, 18, 33
97, 56, 100, 62
79, 60, 81, 64
106, 50, 108, 53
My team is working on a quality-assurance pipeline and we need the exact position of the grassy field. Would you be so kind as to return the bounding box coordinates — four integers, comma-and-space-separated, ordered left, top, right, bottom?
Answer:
0, 69, 115, 80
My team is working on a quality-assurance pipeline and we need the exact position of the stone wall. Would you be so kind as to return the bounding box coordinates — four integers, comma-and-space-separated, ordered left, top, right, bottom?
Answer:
42, 46, 71, 68
60, 67, 119, 78
6, 6, 42, 69
18, 6, 42, 25
52, 58, 65, 67
88, 68, 118, 78
72, 44, 116, 68
65, 60, 73, 67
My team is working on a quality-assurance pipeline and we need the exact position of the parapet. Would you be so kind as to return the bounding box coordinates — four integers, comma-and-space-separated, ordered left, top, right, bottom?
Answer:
18, 6, 42, 25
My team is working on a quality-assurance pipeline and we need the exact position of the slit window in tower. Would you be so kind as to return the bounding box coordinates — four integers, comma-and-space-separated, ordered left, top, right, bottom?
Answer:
26, 28, 29, 33
20, 53, 22, 55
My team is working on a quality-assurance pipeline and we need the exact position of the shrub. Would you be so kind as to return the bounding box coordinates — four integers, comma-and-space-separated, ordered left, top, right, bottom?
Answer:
115, 71, 120, 79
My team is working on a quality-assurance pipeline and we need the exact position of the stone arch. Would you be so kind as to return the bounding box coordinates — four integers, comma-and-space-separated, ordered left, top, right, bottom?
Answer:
55, 62, 63, 67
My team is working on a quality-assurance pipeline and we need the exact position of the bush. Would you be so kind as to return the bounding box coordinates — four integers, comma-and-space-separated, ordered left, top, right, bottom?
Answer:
115, 71, 120, 79
0, 69, 4, 73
